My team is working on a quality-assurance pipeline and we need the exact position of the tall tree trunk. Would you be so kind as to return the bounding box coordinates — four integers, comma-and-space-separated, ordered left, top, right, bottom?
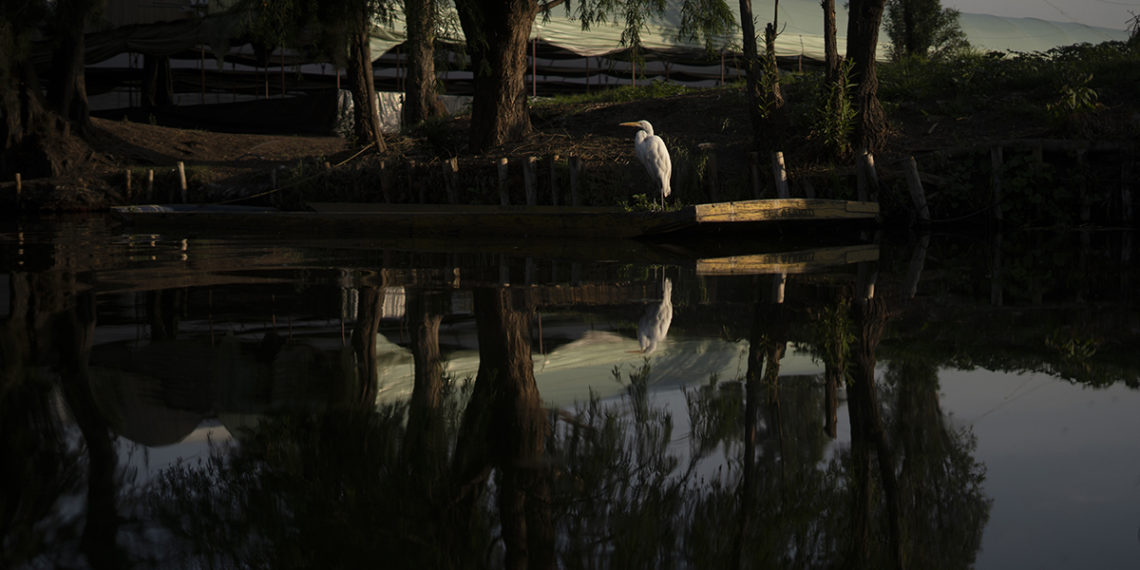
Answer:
454, 0, 537, 151
849, 296, 906, 569
403, 0, 446, 127
452, 287, 553, 570
47, 0, 96, 137
846, 0, 889, 153
142, 54, 174, 107
738, 0, 764, 148
822, 0, 839, 83
900, 0, 918, 55
1, 21, 69, 178
347, 19, 387, 152
56, 291, 124, 569
402, 289, 446, 471
350, 287, 384, 405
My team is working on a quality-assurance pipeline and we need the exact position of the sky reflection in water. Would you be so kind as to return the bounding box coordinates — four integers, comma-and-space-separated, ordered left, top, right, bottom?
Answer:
2, 216, 1138, 569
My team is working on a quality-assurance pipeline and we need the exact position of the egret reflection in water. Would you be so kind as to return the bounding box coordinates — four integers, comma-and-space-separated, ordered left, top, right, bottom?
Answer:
638, 277, 673, 354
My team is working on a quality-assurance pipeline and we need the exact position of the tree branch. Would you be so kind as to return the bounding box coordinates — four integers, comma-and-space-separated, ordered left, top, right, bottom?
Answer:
540, 0, 567, 12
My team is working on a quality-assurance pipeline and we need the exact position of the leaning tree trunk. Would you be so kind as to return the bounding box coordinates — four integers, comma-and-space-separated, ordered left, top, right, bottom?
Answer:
347, 18, 387, 152
763, 0, 784, 110
846, 0, 889, 153
47, 0, 96, 138
403, 0, 447, 127
454, 0, 537, 151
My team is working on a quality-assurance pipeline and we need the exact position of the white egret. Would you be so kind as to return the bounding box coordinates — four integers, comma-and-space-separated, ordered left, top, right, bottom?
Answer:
619, 120, 672, 208
637, 277, 673, 354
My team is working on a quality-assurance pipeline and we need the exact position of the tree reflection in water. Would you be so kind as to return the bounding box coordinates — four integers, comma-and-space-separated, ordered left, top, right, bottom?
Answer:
2, 276, 136, 570
140, 281, 990, 569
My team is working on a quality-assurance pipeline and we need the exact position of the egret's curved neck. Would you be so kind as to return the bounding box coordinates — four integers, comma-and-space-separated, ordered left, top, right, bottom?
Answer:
641, 123, 654, 137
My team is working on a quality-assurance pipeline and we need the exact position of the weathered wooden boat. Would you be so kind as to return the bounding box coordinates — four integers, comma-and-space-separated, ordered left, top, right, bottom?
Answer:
110, 198, 879, 239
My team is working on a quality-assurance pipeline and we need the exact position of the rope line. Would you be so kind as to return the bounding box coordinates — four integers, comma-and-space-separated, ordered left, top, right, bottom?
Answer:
213, 141, 376, 205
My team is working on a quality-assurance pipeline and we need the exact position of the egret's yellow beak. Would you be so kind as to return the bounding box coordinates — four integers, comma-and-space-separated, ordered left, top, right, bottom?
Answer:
619, 121, 642, 127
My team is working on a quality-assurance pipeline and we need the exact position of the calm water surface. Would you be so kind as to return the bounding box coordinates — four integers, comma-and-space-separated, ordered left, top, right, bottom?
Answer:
2, 214, 1138, 569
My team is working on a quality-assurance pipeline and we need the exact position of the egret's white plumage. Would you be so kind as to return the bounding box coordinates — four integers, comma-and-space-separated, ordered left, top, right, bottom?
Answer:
638, 277, 673, 354
620, 120, 672, 207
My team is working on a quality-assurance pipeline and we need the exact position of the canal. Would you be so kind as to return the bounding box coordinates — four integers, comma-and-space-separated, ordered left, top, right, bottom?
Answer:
1, 214, 1137, 569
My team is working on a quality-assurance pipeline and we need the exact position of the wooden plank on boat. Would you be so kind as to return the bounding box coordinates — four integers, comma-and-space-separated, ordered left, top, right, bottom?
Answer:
308, 202, 629, 215
695, 244, 880, 275
692, 198, 879, 224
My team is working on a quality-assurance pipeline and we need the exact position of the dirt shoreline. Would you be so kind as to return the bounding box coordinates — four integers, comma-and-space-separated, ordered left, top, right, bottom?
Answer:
5, 86, 1136, 223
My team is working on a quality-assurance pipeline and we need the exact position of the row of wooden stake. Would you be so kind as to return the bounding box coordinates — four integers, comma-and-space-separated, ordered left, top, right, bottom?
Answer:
119, 162, 189, 203
902, 142, 1135, 225
19, 142, 1130, 225
396, 150, 803, 208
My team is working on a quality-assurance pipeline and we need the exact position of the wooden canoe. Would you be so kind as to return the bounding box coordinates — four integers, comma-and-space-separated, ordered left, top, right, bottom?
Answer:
111, 198, 878, 238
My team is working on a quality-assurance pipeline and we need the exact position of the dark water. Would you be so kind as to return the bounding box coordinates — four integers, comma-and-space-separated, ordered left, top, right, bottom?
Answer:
2, 214, 1138, 569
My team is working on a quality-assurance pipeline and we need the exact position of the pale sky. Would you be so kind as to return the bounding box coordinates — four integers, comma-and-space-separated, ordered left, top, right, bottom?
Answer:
943, 0, 1140, 31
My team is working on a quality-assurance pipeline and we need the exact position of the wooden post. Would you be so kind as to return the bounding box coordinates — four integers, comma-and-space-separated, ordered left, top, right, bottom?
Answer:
1121, 161, 1133, 223
379, 160, 392, 203
147, 169, 154, 201
125, 169, 132, 201
904, 233, 931, 299
720, 49, 725, 86
990, 146, 1003, 223
523, 156, 537, 206
497, 157, 510, 206
904, 156, 930, 224
802, 178, 816, 199
549, 154, 560, 206
856, 147, 879, 202
177, 161, 188, 203
748, 151, 762, 198
445, 157, 459, 204
704, 144, 719, 201
525, 257, 536, 285
569, 155, 582, 206
14, 173, 21, 209
771, 272, 787, 304
771, 151, 789, 199
200, 46, 206, 104
409, 159, 423, 203
991, 232, 1003, 306
857, 261, 877, 303
1078, 150, 1090, 224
